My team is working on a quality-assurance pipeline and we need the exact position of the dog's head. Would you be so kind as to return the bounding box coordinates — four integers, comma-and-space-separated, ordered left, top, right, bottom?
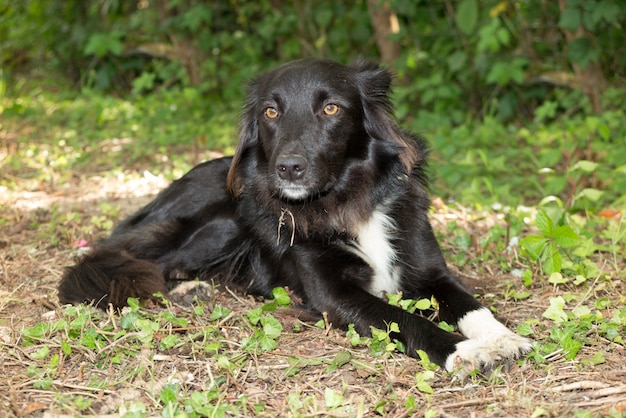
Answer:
227, 58, 419, 201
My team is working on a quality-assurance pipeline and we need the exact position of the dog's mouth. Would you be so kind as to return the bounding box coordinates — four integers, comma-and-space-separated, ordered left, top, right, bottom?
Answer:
270, 167, 337, 203
274, 181, 334, 203
278, 185, 311, 202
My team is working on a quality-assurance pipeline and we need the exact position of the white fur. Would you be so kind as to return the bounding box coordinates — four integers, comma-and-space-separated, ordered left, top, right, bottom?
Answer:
350, 208, 402, 297
280, 186, 309, 201
445, 307, 532, 375
169, 280, 212, 301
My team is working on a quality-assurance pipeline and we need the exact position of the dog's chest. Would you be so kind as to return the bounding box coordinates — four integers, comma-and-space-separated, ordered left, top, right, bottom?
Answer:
351, 209, 401, 297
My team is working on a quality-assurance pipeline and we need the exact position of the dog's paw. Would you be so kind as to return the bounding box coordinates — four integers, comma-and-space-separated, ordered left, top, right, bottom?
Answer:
168, 281, 213, 305
444, 333, 532, 378
445, 307, 532, 378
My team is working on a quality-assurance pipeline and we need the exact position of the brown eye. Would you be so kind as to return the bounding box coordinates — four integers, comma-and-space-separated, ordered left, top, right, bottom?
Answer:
323, 104, 339, 115
265, 107, 279, 119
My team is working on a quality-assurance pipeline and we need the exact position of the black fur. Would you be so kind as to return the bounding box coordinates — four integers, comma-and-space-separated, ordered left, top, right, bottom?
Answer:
59, 59, 529, 371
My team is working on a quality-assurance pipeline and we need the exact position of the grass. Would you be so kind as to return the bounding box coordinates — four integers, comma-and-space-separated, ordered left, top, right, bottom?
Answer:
1, 80, 625, 417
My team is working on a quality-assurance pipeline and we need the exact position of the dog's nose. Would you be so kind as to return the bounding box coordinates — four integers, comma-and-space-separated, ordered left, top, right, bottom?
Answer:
276, 154, 308, 181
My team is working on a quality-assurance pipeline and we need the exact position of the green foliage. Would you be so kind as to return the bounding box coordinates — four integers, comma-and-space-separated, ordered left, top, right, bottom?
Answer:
2, 0, 625, 123
370, 322, 403, 356
242, 287, 290, 352
430, 109, 626, 212
520, 208, 580, 275
533, 297, 625, 363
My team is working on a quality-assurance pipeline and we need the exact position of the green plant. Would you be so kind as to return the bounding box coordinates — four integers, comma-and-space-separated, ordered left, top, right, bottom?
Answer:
242, 287, 290, 352
520, 208, 580, 276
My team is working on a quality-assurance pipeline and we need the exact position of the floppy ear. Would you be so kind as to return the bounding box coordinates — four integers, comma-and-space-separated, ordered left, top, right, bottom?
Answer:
226, 80, 260, 197
352, 60, 420, 174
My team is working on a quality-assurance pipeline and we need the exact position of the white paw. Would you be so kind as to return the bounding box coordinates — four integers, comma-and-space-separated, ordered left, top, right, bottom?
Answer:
444, 333, 532, 376
445, 307, 532, 377
168, 280, 213, 305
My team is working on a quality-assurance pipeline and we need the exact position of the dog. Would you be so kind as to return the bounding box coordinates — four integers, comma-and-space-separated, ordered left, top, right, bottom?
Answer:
58, 58, 531, 375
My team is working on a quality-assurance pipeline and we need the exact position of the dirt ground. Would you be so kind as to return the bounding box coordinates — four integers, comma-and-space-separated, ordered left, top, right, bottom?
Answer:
1, 166, 625, 417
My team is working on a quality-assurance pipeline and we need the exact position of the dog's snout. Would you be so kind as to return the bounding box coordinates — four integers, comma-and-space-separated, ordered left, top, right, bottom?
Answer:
276, 154, 308, 181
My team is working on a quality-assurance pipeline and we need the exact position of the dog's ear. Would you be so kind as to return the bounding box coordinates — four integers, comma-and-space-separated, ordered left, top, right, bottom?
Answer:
227, 80, 260, 197
352, 60, 420, 174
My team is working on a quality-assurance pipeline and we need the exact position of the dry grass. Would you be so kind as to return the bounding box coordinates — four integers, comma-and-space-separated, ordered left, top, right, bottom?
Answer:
1, 161, 625, 417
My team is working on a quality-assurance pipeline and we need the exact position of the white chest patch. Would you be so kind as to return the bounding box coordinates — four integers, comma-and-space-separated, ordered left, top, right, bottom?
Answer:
350, 209, 401, 297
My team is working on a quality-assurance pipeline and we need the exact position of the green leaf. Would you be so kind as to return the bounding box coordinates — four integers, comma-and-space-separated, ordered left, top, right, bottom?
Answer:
31, 346, 50, 359
542, 243, 562, 274
590, 1, 621, 26
272, 287, 291, 306
558, 8, 581, 30
571, 160, 598, 173
190, 391, 213, 415
324, 387, 344, 409
522, 269, 533, 287
568, 37, 600, 68
416, 349, 439, 371
572, 305, 591, 318
543, 296, 568, 323
582, 350, 605, 366
22, 323, 48, 340
386, 293, 402, 306
371, 326, 388, 341
456, 0, 478, 34
160, 383, 179, 405
384, 342, 397, 352
34, 376, 54, 390
576, 188, 604, 202
573, 237, 596, 257
438, 321, 455, 332
84, 32, 123, 57
210, 304, 231, 321
551, 225, 580, 247
595, 298, 611, 310
446, 51, 467, 73
261, 315, 283, 340
548, 272, 568, 285
127, 297, 141, 311
329, 351, 351, 370
61, 340, 71, 356
535, 210, 554, 235
516, 321, 535, 337
159, 334, 180, 350
563, 338, 583, 360
520, 235, 548, 260
414, 298, 432, 311
247, 307, 263, 325
415, 370, 435, 394
163, 311, 188, 327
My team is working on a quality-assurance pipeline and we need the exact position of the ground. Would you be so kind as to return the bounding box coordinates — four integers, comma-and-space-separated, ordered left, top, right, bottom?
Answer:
1, 154, 625, 417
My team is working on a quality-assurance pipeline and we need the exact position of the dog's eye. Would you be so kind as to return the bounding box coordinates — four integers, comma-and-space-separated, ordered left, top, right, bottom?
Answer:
323, 104, 339, 116
265, 107, 279, 119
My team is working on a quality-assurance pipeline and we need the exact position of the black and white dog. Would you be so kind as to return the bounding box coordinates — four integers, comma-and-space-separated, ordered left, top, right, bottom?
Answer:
59, 58, 531, 375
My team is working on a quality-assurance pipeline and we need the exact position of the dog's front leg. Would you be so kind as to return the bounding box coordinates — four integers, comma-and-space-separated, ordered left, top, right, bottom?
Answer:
405, 266, 533, 376
284, 244, 466, 368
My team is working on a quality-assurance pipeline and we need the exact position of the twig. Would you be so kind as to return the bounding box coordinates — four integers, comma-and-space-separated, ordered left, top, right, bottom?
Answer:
572, 268, 604, 311
224, 286, 246, 304
52, 380, 116, 394
570, 395, 626, 407
277, 208, 296, 246
440, 397, 497, 409
584, 386, 626, 399
550, 380, 609, 392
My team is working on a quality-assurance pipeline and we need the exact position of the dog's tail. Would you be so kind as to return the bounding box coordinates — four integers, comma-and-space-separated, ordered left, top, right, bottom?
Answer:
58, 248, 168, 310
